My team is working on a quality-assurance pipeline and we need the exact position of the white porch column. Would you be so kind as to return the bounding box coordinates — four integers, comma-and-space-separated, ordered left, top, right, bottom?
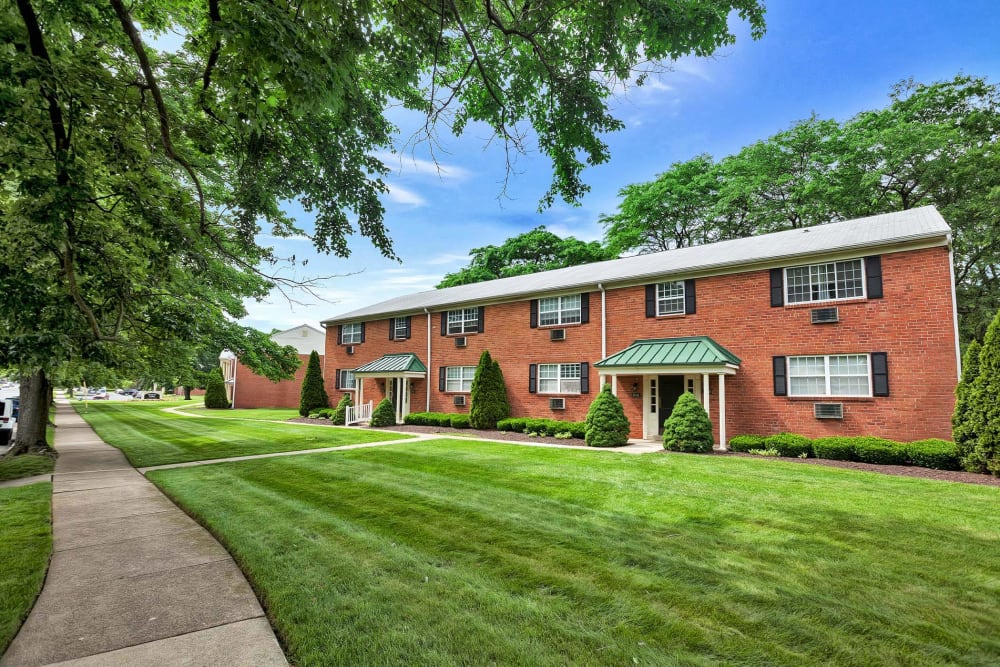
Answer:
702, 373, 709, 415
611, 374, 618, 395
718, 373, 727, 451
358, 377, 365, 409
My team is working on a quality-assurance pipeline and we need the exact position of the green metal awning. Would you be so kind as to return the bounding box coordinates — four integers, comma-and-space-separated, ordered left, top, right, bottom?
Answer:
352, 353, 427, 376
595, 336, 740, 371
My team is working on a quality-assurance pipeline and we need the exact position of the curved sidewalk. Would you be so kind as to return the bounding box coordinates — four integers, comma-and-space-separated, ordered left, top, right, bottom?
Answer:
1, 403, 287, 667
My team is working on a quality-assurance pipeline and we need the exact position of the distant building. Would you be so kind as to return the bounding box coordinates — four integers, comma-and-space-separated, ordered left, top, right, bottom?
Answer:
230, 324, 325, 409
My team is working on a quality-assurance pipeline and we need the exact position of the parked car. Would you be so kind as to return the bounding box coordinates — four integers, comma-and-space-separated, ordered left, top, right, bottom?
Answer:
143, 392, 161, 400
121, 389, 139, 397
0, 397, 19, 447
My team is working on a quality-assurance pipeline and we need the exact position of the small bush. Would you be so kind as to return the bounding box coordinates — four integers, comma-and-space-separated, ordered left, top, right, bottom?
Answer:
853, 437, 908, 465
204, 367, 230, 409
728, 435, 765, 453
450, 414, 471, 429
906, 439, 961, 470
812, 437, 857, 461
662, 392, 713, 453
585, 384, 631, 448
554, 432, 573, 439
764, 433, 812, 458
327, 394, 352, 425
369, 398, 396, 427
748, 448, 780, 457
497, 418, 527, 432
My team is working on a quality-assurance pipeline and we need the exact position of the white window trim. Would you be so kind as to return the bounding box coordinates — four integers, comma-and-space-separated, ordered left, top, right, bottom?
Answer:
393, 318, 408, 340
445, 366, 476, 393
788, 354, 872, 397
656, 281, 685, 316
539, 294, 582, 327
339, 369, 357, 390
538, 363, 582, 395
341, 323, 362, 345
785, 259, 866, 305
447, 308, 479, 335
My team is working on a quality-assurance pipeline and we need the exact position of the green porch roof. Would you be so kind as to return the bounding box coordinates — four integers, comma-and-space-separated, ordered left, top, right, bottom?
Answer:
353, 353, 427, 375
594, 336, 741, 369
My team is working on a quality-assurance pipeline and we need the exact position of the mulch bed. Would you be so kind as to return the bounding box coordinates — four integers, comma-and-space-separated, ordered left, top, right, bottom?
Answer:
291, 419, 1000, 487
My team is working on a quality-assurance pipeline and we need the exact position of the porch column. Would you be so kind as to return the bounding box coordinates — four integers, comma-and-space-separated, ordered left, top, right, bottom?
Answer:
717, 373, 727, 451
702, 373, 709, 415
358, 377, 365, 409
611, 374, 618, 395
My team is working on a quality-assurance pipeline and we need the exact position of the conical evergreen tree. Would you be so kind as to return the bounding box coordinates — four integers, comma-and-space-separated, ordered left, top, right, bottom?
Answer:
470, 351, 510, 429
299, 350, 329, 416
204, 367, 230, 409
584, 383, 630, 447
953, 339, 982, 469
662, 392, 714, 452
967, 309, 1000, 475
370, 397, 396, 426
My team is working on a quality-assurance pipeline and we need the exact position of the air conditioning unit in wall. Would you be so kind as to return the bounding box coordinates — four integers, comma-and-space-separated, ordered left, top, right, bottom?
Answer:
455, 336, 467, 348
345, 346, 355, 355
810, 307, 840, 324
814, 402, 844, 419
549, 397, 566, 410
453, 395, 467, 406
550, 329, 566, 341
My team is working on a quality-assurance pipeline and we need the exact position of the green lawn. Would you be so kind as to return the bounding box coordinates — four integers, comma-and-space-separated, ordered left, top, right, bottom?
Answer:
148, 440, 1000, 666
75, 402, 412, 467
0, 483, 52, 653
0, 455, 55, 482
172, 404, 301, 421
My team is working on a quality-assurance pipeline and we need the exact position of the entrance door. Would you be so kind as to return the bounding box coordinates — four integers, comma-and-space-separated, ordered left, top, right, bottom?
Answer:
657, 375, 685, 433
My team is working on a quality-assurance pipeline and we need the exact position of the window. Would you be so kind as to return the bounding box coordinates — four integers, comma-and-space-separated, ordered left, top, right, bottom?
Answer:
538, 363, 582, 394
445, 366, 476, 393
447, 308, 479, 334
338, 370, 356, 390
393, 318, 409, 340
341, 323, 363, 344
786, 259, 864, 304
788, 354, 870, 397
656, 281, 685, 316
539, 295, 581, 326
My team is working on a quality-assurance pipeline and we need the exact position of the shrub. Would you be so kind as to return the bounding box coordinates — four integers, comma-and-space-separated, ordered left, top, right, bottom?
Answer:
728, 435, 765, 453
906, 439, 961, 470
369, 398, 396, 427
204, 367, 230, 409
748, 447, 780, 457
405, 412, 455, 427
469, 351, 511, 429
662, 392, 713, 453
853, 437, 908, 465
952, 340, 981, 468
328, 394, 353, 425
299, 350, 329, 417
450, 414, 471, 429
965, 308, 1000, 476
585, 384, 631, 448
497, 418, 527, 432
812, 437, 857, 461
764, 433, 812, 458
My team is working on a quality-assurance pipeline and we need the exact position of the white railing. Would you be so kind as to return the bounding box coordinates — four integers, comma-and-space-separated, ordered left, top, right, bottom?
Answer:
345, 401, 373, 426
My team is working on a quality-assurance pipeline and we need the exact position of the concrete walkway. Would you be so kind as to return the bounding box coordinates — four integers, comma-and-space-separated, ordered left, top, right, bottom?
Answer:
1, 403, 287, 667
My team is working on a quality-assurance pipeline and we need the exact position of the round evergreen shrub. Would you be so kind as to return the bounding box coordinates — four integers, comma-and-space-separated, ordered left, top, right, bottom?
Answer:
204, 367, 230, 409
812, 437, 856, 461
763, 433, 812, 458
450, 414, 471, 429
328, 393, 353, 425
662, 392, 713, 453
369, 398, 396, 427
585, 384, 631, 448
853, 437, 908, 465
728, 435, 765, 453
906, 439, 961, 470
298, 350, 329, 417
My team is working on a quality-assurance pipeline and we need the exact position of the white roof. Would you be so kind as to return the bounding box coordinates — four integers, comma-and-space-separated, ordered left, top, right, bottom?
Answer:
323, 206, 951, 324
271, 324, 326, 355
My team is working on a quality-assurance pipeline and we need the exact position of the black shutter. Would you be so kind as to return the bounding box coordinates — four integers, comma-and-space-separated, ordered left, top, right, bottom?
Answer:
645, 284, 657, 318
580, 362, 590, 394
684, 279, 696, 315
773, 356, 787, 396
477, 306, 485, 333
404, 316, 411, 339
388, 318, 395, 341
528, 364, 537, 393
872, 352, 889, 396
359, 322, 366, 343
337, 324, 343, 344
440, 312, 447, 336
530, 300, 538, 328
865, 255, 883, 299
770, 269, 784, 307
580, 293, 590, 324
439, 367, 446, 392
335, 369, 341, 390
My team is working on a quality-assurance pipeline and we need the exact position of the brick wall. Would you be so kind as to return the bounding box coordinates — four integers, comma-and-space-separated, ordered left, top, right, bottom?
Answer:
232, 353, 318, 410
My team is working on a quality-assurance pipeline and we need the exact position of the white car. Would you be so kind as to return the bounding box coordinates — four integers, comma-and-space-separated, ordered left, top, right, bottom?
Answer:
0, 396, 18, 447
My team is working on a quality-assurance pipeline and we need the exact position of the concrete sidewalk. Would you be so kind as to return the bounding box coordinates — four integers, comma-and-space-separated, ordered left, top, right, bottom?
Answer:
1, 403, 287, 667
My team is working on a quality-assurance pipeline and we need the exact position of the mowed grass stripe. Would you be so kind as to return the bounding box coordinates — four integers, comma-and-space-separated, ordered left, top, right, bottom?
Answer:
0, 483, 52, 654
149, 440, 1000, 666
75, 402, 412, 467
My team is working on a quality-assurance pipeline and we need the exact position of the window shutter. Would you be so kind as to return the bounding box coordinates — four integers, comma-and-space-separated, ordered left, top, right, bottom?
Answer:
872, 352, 889, 396
645, 284, 656, 318
580, 362, 590, 394
530, 300, 538, 328
439, 367, 446, 392
404, 316, 411, 339
335, 369, 341, 390
477, 306, 485, 333
770, 269, 784, 307
528, 364, 537, 393
865, 255, 883, 299
684, 279, 696, 315
773, 356, 787, 396
440, 312, 447, 336
580, 293, 590, 324
388, 318, 395, 341
337, 324, 343, 344
359, 322, 366, 343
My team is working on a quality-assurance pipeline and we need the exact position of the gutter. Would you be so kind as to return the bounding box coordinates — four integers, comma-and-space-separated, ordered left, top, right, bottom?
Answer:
598, 283, 606, 359
948, 236, 962, 380
424, 308, 431, 412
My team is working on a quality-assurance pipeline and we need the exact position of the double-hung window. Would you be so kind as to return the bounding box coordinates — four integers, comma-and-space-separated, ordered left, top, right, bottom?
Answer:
446, 366, 476, 393
656, 281, 685, 316
786, 259, 864, 304
338, 370, 356, 390
340, 323, 363, 344
393, 318, 409, 340
539, 295, 581, 326
447, 308, 479, 334
538, 363, 582, 394
788, 354, 870, 396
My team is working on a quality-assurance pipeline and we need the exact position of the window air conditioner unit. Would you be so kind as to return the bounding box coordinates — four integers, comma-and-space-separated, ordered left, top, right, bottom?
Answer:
453, 395, 467, 407
345, 346, 355, 355
549, 397, 566, 410
455, 336, 467, 348
550, 328, 566, 341
814, 402, 844, 419
811, 307, 839, 324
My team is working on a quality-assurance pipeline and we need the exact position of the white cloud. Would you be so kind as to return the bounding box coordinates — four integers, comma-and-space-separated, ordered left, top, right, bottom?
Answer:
386, 184, 427, 207
375, 151, 472, 182
424, 252, 471, 266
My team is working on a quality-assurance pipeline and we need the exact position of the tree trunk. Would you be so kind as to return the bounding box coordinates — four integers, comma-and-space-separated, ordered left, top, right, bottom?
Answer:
183, 386, 192, 400
7, 370, 52, 457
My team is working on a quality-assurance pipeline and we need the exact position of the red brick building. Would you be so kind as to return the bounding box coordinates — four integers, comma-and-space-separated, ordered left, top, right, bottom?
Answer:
229, 324, 325, 409
321, 207, 960, 445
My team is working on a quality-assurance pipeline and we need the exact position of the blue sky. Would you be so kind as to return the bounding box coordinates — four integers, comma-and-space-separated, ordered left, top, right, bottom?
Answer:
248, 0, 1000, 332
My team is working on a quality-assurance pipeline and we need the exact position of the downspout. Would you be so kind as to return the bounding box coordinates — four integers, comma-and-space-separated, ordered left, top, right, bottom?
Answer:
948, 236, 962, 380
598, 283, 607, 359
320, 322, 329, 385
424, 308, 432, 412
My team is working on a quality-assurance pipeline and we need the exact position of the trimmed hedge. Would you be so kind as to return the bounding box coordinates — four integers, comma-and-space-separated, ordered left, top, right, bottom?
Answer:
404, 412, 454, 427
450, 414, 471, 429
497, 417, 586, 439
853, 437, 908, 465
906, 439, 961, 470
763, 433, 813, 458
728, 435, 765, 453
812, 437, 856, 461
